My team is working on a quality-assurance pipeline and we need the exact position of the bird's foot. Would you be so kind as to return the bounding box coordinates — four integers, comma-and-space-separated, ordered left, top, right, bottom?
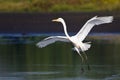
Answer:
87, 64, 91, 71
81, 67, 84, 74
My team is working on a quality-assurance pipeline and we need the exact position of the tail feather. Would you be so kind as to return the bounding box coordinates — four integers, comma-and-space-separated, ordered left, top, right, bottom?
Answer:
83, 42, 91, 51
72, 42, 91, 52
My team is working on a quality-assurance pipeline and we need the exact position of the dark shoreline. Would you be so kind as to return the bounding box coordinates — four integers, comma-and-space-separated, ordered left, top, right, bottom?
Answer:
0, 12, 119, 33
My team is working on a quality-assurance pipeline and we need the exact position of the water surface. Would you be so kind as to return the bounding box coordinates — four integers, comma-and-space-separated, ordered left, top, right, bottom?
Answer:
0, 33, 120, 80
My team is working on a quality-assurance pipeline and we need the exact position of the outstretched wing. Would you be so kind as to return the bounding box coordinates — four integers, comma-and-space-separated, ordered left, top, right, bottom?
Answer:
76, 16, 113, 41
36, 36, 70, 48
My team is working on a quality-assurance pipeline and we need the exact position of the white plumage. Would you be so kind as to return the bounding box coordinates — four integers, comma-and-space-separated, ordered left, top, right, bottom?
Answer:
36, 16, 113, 61
37, 36, 69, 48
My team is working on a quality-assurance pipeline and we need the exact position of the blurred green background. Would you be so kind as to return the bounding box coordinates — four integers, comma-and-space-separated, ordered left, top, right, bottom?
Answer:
0, 0, 119, 12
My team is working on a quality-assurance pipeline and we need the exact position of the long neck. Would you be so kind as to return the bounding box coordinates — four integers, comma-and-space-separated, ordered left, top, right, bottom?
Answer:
61, 20, 71, 39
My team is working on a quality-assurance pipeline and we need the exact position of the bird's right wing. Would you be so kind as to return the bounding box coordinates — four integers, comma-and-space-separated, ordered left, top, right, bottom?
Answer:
76, 16, 113, 41
36, 36, 70, 48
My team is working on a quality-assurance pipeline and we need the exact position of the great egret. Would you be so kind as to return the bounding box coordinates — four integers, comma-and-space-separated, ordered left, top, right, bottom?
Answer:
36, 16, 113, 62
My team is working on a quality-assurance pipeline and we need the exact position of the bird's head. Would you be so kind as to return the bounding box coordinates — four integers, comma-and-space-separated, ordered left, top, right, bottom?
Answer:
52, 18, 64, 23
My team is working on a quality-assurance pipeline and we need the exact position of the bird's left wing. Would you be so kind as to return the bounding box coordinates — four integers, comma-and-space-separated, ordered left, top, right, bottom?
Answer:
75, 16, 113, 41
36, 36, 70, 48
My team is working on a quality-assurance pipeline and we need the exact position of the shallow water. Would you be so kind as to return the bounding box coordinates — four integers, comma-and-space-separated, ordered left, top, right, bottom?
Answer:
0, 33, 120, 80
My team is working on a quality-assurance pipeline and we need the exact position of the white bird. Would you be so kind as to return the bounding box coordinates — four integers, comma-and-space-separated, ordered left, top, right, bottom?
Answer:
36, 16, 113, 62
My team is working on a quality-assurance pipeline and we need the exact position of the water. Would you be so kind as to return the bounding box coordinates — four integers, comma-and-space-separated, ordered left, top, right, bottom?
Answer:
0, 33, 120, 80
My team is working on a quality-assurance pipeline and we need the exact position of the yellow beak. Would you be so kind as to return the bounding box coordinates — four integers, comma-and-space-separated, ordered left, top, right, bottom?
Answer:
52, 19, 58, 22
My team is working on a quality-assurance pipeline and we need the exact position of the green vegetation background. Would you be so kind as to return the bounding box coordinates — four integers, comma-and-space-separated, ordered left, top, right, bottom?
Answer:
0, 0, 120, 12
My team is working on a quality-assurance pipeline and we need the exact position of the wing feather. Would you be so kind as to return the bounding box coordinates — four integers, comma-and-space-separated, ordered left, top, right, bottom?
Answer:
36, 36, 70, 48
76, 16, 113, 41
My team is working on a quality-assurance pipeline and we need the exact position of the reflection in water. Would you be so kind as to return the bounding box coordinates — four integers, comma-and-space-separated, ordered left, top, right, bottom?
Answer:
0, 33, 120, 80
